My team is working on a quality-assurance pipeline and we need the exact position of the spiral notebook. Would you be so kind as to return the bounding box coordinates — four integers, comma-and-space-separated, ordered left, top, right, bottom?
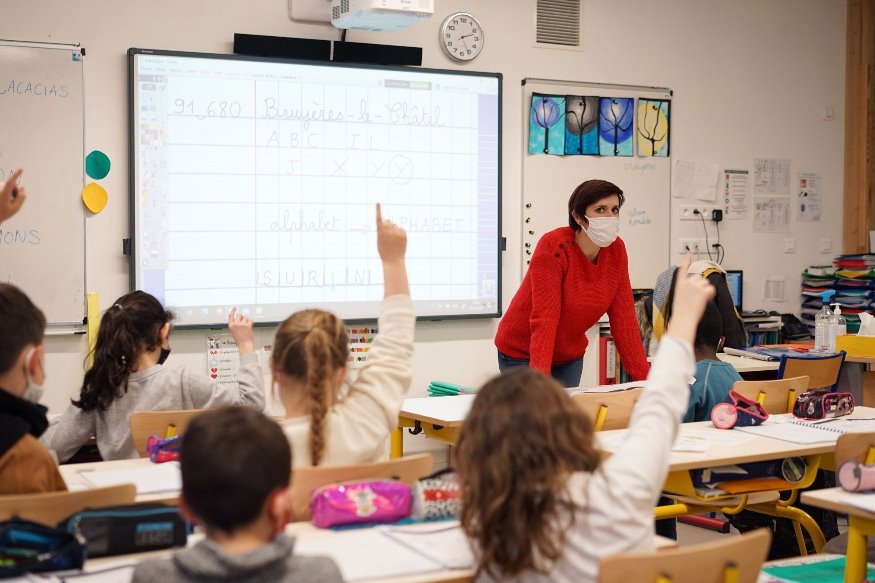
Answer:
736, 415, 875, 445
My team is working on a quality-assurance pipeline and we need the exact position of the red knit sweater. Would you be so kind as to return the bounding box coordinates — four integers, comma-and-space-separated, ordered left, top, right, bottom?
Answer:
495, 227, 650, 381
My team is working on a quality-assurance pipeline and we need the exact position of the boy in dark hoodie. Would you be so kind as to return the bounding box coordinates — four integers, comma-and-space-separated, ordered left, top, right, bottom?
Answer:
0, 283, 66, 494
132, 406, 341, 583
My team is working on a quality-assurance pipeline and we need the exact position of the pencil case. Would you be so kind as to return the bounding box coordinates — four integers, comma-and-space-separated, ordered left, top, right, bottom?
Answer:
0, 518, 86, 577
310, 480, 412, 529
838, 461, 875, 493
57, 503, 188, 558
792, 389, 854, 420
710, 390, 769, 429
411, 469, 461, 520
146, 434, 182, 463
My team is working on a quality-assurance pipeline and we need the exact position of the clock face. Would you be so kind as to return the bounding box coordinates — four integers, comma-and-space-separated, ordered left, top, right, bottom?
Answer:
440, 12, 484, 62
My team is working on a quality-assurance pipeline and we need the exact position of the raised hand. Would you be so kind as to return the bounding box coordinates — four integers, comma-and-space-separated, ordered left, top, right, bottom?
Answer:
0, 169, 26, 225
228, 307, 255, 354
375, 203, 409, 297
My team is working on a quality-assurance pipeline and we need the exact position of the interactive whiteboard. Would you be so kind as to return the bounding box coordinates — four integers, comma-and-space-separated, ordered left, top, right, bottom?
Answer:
129, 49, 501, 327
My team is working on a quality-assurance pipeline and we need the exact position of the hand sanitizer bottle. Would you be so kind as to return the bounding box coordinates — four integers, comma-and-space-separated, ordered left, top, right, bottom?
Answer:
814, 290, 834, 353
828, 302, 846, 354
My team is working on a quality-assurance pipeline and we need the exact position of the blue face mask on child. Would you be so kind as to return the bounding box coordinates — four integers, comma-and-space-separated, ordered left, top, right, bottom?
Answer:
158, 347, 171, 365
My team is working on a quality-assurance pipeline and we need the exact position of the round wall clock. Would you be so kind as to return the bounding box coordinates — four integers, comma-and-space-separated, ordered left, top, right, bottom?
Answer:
439, 12, 484, 62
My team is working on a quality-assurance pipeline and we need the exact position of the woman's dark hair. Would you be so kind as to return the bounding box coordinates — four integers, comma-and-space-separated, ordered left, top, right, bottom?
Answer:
74, 291, 174, 411
567, 179, 625, 231
454, 369, 601, 578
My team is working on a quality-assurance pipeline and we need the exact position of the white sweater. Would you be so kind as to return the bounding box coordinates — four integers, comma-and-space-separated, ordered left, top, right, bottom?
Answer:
480, 334, 693, 583
280, 294, 415, 468
41, 353, 265, 462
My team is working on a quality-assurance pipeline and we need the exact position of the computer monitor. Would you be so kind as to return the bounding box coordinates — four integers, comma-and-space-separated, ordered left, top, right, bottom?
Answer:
724, 270, 743, 312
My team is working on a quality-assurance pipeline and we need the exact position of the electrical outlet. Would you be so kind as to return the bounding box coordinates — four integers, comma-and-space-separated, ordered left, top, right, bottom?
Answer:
678, 238, 706, 255
679, 205, 719, 221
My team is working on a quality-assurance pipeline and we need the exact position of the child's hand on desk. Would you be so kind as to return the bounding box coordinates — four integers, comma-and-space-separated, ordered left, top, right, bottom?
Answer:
667, 252, 715, 344
0, 168, 26, 225
228, 307, 255, 354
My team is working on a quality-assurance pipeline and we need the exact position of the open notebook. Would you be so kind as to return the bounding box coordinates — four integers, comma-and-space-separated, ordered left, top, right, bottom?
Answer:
77, 462, 181, 495
735, 415, 875, 444
295, 522, 474, 581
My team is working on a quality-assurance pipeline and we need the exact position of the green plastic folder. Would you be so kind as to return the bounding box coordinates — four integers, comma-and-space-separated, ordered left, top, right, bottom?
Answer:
761, 556, 875, 582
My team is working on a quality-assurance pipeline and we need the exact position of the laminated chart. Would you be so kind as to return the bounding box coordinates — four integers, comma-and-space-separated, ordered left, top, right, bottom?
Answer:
131, 51, 501, 326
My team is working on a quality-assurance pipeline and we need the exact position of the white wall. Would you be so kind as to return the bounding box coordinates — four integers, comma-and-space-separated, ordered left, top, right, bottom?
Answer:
3, 1, 846, 454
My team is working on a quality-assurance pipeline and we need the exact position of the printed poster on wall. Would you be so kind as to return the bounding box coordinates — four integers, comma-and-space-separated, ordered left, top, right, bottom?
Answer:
723, 169, 750, 220
753, 158, 791, 195
753, 197, 791, 233
797, 171, 822, 222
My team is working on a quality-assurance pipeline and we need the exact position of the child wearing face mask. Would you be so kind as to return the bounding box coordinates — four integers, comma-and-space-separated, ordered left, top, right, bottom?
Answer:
41, 291, 265, 462
0, 284, 66, 494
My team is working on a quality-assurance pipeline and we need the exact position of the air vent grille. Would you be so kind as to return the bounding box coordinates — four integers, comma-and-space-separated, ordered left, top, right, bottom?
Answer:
536, 0, 580, 46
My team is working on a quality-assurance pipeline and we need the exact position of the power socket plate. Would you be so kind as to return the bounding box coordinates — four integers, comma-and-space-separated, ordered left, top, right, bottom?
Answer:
679, 205, 718, 221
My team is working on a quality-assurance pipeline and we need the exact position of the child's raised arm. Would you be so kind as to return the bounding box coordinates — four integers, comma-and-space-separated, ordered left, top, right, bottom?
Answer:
376, 203, 409, 298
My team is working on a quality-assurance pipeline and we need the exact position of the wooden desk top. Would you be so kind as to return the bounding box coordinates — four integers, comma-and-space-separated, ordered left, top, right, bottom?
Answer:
716, 353, 781, 373
846, 355, 875, 365
59, 457, 179, 504
400, 395, 474, 427
802, 487, 875, 520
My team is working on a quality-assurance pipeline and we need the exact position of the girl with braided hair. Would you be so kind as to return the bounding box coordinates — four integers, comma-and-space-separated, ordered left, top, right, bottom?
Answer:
273, 204, 413, 468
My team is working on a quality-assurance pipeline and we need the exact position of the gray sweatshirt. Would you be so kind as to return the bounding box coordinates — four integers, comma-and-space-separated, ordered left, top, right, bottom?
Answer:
132, 534, 342, 583
41, 353, 264, 461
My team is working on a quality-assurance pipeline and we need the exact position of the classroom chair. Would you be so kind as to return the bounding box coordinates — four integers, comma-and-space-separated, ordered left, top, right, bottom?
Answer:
730, 376, 810, 414
598, 528, 771, 583
129, 409, 203, 457
291, 453, 433, 521
571, 389, 642, 431
777, 351, 845, 392
835, 431, 875, 468
0, 484, 136, 526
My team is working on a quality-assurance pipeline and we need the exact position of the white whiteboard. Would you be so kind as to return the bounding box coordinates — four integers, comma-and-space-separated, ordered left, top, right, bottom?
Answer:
130, 50, 501, 327
521, 78, 671, 289
0, 41, 85, 325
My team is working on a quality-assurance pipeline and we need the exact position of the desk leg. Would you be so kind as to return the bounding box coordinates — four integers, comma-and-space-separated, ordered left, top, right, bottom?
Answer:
846, 516, 868, 583
390, 427, 403, 458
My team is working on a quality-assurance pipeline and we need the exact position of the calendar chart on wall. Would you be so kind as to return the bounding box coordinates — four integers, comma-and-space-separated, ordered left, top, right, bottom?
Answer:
129, 50, 501, 326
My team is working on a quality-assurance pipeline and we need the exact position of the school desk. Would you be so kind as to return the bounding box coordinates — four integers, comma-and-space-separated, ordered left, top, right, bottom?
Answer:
64, 522, 679, 583
59, 457, 179, 504
393, 355, 778, 457
801, 487, 875, 583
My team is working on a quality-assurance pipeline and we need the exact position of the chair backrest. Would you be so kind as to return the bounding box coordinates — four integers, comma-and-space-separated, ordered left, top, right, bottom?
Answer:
0, 484, 136, 526
598, 528, 771, 583
291, 453, 433, 520
572, 389, 643, 431
777, 351, 845, 392
129, 409, 204, 457
730, 376, 810, 414
836, 431, 875, 468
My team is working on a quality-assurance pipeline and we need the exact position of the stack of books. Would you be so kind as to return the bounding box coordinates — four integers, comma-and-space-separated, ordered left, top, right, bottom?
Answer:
800, 265, 837, 333
740, 312, 782, 346
427, 381, 478, 397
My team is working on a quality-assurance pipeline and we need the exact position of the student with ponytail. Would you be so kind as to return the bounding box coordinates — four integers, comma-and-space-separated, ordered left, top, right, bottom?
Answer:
272, 204, 413, 468
41, 292, 264, 462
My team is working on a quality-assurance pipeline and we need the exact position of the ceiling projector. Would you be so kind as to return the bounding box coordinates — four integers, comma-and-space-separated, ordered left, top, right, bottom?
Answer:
330, 0, 434, 32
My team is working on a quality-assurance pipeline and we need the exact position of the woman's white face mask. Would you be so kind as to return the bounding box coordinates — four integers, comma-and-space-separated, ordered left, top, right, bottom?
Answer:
582, 216, 620, 247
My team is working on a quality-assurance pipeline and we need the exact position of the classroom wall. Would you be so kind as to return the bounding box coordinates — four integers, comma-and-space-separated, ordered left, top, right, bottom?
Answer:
2, 2, 846, 456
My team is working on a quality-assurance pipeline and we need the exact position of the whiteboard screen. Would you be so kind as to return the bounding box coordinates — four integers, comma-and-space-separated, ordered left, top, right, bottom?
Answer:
129, 49, 502, 326
0, 42, 85, 325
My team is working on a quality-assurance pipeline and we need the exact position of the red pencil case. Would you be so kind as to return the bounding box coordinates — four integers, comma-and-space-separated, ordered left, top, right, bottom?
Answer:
711, 391, 769, 429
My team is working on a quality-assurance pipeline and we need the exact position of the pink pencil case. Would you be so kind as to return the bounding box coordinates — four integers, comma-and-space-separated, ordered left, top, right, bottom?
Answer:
310, 480, 412, 529
838, 461, 875, 493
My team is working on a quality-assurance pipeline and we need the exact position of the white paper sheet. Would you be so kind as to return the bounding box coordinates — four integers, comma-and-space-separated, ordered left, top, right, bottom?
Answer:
723, 168, 750, 219
754, 158, 791, 195
78, 462, 181, 495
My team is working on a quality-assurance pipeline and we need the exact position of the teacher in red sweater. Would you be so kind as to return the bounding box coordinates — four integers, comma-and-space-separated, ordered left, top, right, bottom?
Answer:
495, 179, 650, 387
